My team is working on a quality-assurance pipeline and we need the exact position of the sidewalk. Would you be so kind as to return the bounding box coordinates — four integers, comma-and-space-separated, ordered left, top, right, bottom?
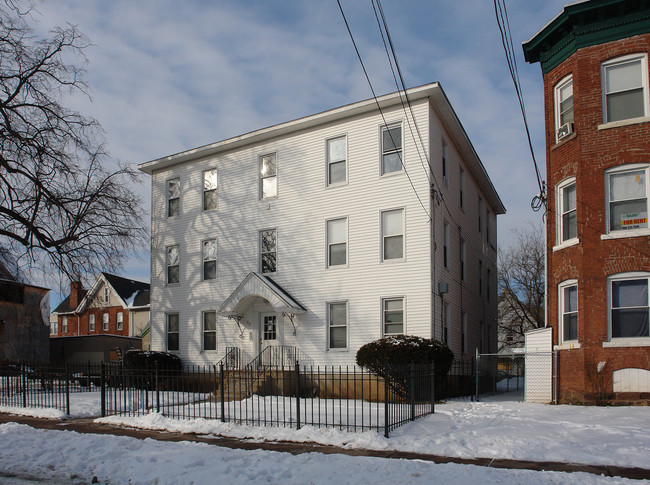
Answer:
1, 412, 649, 481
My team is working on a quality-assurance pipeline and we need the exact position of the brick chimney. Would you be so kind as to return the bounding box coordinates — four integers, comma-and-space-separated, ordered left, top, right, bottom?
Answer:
70, 280, 83, 308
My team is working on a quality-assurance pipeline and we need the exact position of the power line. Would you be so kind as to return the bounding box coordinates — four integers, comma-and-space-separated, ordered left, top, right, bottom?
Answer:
335, 0, 431, 221
494, 0, 546, 212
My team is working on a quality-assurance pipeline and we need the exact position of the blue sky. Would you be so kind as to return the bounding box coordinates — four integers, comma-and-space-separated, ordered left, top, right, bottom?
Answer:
33, 0, 569, 305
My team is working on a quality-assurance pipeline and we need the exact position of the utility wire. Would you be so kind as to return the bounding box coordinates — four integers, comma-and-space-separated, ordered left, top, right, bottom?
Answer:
336, 0, 431, 221
494, 0, 546, 212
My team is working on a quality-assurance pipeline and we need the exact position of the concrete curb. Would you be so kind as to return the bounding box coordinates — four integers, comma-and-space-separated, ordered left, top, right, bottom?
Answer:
1, 413, 648, 480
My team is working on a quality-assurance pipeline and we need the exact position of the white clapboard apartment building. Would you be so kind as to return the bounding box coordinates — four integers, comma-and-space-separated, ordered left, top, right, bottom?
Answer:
139, 82, 505, 367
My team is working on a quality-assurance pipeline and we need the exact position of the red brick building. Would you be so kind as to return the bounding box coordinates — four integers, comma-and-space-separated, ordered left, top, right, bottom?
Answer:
51, 273, 150, 342
524, 0, 650, 403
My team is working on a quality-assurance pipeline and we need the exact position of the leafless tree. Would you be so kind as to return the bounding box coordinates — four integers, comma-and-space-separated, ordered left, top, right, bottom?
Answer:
0, 2, 147, 283
498, 223, 545, 349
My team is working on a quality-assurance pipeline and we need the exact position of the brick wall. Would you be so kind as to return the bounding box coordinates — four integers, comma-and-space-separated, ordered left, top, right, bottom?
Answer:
544, 33, 650, 403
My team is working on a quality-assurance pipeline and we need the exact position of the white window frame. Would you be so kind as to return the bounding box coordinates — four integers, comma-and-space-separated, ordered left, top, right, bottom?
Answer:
326, 136, 347, 186
167, 313, 180, 352
380, 123, 403, 176
202, 239, 217, 281
89, 314, 95, 332
166, 245, 180, 285
116, 312, 123, 331
103, 287, 109, 303
606, 272, 650, 346
381, 208, 405, 262
50, 320, 57, 335
327, 301, 348, 350
259, 153, 278, 199
62, 316, 68, 333
443, 220, 449, 269
167, 177, 180, 218
554, 74, 574, 142
260, 229, 277, 274
604, 164, 650, 237
326, 217, 348, 268
203, 168, 218, 211
102, 313, 109, 332
601, 54, 649, 124
382, 297, 404, 336
203, 310, 217, 351
555, 177, 578, 247
558, 279, 578, 345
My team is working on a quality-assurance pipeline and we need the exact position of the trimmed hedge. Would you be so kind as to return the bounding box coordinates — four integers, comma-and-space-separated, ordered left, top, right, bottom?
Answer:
356, 335, 454, 379
122, 350, 182, 371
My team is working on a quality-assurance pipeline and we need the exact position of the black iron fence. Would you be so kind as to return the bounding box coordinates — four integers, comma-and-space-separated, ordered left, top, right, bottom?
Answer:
1, 358, 477, 436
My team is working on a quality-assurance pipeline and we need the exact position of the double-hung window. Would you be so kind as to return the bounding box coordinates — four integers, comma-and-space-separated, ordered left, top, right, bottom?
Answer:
383, 298, 404, 335
102, 313, 109, 331
89, 314, 95, 332
167, 313, 179, 351
167, 245, 180, 284
442, 140, 448, 186
609, 273, 650, 340
328, 301, 347, 349
260, 229, 277, 274
327, 136, 347, 185
606, 165, 649, 233
104, 287, 109, 303
203, 311, 217, 351
443, 302, 450, 345
260, 153, 277, 199
602, 54, 648, 123
167, 178, 180, 217
559, 280, 578, 343
459, 168, 465, 208
554, 75, 574, 140
381, 124, 402, 174
202, 239, 217, 280
381, 209, 404, 260
557, 178, 577, 243
478, 196, 483, 233
327, 218, 347, 267
203, 169, 218, 210
62, 316, 68, 333
117, 312, 123, 331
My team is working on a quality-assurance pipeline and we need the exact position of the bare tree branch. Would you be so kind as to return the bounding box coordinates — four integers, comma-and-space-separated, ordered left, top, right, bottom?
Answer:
0, 3, 147, 283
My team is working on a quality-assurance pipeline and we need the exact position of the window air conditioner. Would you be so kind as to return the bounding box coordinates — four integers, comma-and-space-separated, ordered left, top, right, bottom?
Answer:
557, 122, 574, 140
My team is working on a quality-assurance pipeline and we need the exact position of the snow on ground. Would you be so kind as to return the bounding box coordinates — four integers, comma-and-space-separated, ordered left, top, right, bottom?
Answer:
2, 390, 650, 471
0, 422, 644, 485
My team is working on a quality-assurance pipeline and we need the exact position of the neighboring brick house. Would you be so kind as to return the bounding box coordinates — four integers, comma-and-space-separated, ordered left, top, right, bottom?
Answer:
51, 273, 150, 342
523, 0, 650, 403
0, 268, 50, 362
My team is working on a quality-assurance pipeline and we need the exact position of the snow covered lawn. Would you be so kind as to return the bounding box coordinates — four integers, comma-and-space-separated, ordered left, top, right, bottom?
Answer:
2, 391, 649, 470
0, 422, 644, 485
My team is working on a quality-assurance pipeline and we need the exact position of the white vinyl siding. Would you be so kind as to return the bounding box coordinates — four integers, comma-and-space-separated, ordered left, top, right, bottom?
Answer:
145, 96, 499, 365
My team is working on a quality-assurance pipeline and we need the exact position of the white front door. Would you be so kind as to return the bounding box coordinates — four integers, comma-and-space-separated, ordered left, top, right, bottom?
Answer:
260, 313, 280, 354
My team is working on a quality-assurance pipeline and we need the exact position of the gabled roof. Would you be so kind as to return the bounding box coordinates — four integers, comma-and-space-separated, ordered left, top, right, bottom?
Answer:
139, 82, 505, 215
71, 273, 150, 313
217, 272, 307, 318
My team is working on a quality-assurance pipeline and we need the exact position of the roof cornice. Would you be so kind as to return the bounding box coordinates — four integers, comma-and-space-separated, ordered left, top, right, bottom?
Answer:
523, 0, 650, 73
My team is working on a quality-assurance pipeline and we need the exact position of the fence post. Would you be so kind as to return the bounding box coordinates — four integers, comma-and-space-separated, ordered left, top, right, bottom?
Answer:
384, 370, 389, 438
21, 362, 27, 408
100, 361, 106, 417
155, 362, 160, 413
219, 363, 225, 423
65, 363, 70, 416
410, 362, 415, 422
295, 360, 301, 430
475, 349, 480, 402
430, 362, 435, 414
